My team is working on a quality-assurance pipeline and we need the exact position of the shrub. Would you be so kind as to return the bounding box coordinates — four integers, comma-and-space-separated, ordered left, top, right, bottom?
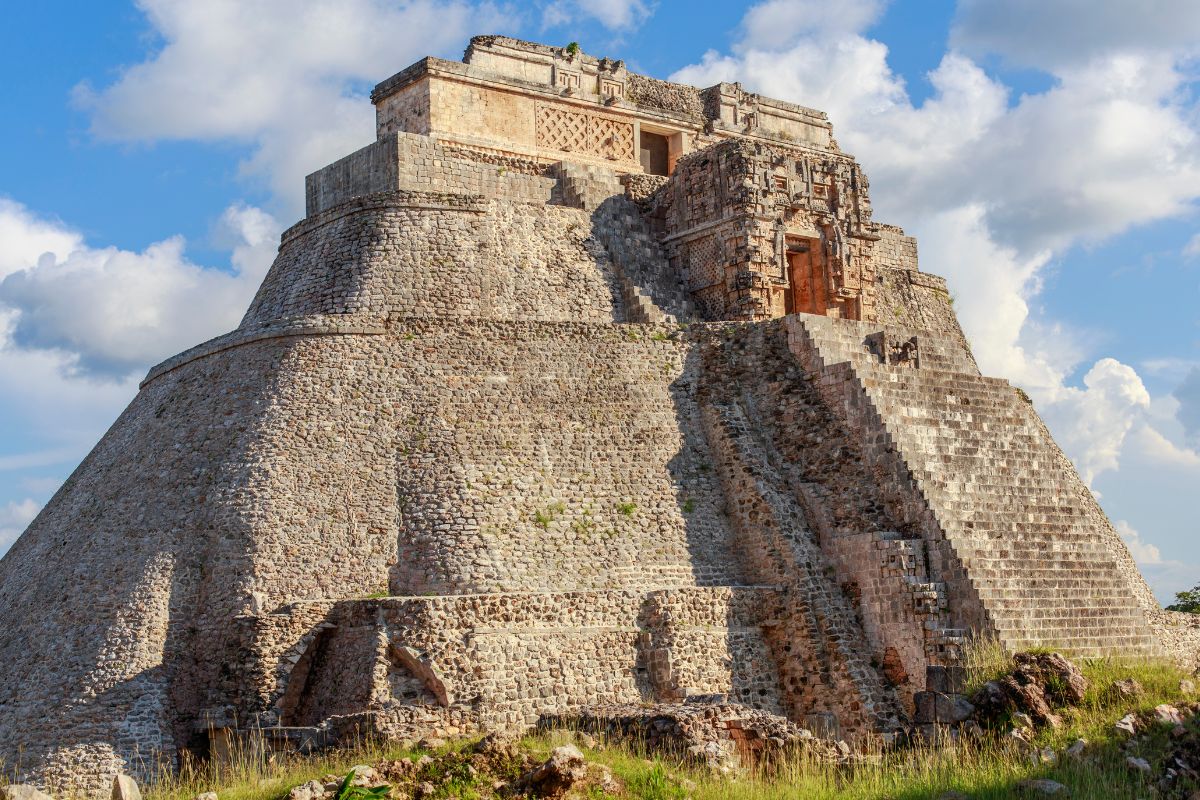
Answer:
1167, 583, 1200, 613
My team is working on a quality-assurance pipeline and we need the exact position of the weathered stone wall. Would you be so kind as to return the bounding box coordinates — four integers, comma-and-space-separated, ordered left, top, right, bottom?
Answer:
374, 76, 431, 139
0, 324, 312, 795
872, 225, 976, 366
699, 83, 834, 149
234, 586, 786, 737
251, 191, 619, 326
625, 74, 704, 118
305, 133, 557, 216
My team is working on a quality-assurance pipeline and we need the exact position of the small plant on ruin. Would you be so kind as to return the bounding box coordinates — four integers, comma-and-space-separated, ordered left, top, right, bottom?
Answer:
334, 771, 391, 800
616, 501, 637, 517
651, 330, 669, 342
534, 501, 567, 530
1167, 583, 1200, 613
565, 41, 580, 57
681, 497, 696, 514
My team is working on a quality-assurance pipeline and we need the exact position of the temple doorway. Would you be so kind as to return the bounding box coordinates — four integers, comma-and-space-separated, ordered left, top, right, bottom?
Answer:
639, 131, 670, 176
785, 239, 827, 316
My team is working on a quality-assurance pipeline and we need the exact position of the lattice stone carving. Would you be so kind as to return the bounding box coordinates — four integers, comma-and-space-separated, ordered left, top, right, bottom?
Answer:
686, 234, 723, 291
536, 103, 635, 161
589, 116, 635, 161
537, 105, 589, 152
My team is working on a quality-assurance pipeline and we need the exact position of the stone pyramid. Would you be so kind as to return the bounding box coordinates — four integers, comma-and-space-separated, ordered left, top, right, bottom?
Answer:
2, 35, 1192, 797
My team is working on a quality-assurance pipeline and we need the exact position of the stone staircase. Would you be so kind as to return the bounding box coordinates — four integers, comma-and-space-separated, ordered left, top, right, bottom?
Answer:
694, 321, 974, 713
698, 392, 903, 736
789, 314, 1159, 657
553, 162, 694, 323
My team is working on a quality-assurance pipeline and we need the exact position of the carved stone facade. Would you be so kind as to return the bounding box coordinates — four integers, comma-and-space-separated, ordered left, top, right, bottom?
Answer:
0, 35, 1192, 798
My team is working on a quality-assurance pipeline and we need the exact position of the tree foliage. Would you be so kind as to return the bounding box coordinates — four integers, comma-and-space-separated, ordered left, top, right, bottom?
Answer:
1166, 584, 1200, 613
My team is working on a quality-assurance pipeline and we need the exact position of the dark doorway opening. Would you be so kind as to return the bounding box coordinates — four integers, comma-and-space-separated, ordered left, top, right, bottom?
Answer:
786, 239, 828, 316
640, 131, 670, 176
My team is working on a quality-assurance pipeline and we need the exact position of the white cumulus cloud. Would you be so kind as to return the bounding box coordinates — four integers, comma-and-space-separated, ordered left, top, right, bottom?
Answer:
951, 0, 1200, 70
0, 199, 82, 279
739, 0, 886, 49
73, 0, 509, 215
0, 201, 279, 378
1185, 233, 1200, 260
1117, 519, 1162, 564
1039, 359, 1151, 486
0, 498, 40, 554
1174, 367, 1200, 446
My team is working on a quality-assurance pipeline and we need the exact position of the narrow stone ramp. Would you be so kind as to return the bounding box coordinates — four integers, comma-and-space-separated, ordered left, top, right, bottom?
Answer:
789, 314, 1159, 657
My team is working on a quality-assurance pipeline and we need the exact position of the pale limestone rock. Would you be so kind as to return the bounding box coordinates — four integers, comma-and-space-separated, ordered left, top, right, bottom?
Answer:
1109, 678, 1144, 700
1115, 713, 1139, 736
287, 780, 326, 800
1066, 738, 1087, 760
1126, 756, 1152, 773
1154, 703, 1183, 725
2, 785, 55, 800
111, 775, 141, 800
1017, 779, 1069, 796
515, 744, 587, 798
347, 766, 379, 787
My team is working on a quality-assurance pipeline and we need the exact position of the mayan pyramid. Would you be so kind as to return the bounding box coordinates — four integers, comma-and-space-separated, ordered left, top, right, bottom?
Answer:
2, 36, 1194, 795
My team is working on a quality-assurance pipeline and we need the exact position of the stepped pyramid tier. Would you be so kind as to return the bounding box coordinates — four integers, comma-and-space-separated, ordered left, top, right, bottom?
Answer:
2, 34, 1196, 796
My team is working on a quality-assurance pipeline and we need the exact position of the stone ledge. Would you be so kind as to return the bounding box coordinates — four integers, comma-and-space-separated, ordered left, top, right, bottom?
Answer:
141, 316, 712, 391
282, 188, 488, 246
140, 317, 389, 388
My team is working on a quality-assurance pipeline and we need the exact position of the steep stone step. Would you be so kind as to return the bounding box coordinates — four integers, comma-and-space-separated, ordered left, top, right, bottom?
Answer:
786, 314, 1159, 658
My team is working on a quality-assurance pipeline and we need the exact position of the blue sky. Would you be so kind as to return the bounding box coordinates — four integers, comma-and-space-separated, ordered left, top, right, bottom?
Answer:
0, 0, 1197, 603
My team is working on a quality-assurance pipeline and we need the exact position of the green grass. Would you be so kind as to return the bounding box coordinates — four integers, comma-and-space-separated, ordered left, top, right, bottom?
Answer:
144, 656, 1198, 800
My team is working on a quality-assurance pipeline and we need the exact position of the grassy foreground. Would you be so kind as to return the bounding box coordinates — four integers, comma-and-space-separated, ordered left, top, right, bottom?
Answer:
134, 653, 1195, 800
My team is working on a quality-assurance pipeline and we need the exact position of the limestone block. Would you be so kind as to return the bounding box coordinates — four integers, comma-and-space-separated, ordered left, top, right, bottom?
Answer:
111, 776, 141, 800
1, 786, 55, 800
